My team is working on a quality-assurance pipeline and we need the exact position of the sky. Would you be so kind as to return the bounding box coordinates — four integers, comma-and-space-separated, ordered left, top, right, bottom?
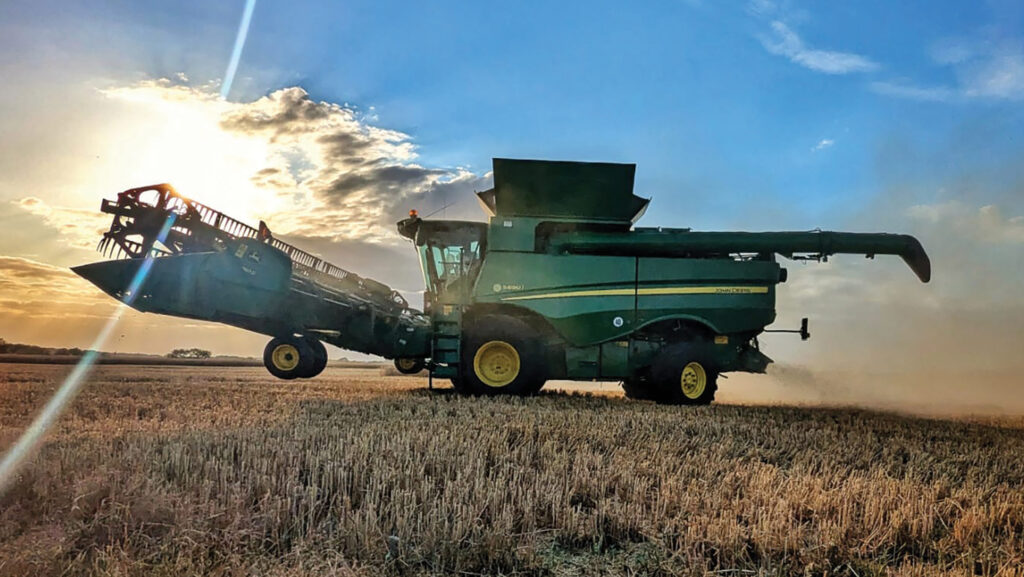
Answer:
0, 0, 1022, 388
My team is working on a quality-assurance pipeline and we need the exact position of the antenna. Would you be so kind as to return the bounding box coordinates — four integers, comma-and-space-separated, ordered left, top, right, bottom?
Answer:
423, 199, 459, 219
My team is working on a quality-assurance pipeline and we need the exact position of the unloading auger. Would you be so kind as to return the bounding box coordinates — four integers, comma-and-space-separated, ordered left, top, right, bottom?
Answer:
75, 159, 930, 404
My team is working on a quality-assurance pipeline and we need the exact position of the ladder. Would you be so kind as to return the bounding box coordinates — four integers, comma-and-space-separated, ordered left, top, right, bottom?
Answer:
430, 305, 462, 379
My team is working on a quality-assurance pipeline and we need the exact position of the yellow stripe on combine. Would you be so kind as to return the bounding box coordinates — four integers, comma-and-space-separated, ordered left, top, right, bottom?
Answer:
500, 286, 769, 301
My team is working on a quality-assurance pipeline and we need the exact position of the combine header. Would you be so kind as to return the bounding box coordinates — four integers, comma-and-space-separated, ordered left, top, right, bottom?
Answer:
73, 184, 428, 379
75, 160, 930, 404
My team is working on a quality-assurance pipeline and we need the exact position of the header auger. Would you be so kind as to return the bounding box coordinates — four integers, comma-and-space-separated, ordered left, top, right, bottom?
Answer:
75, 159, 930, 404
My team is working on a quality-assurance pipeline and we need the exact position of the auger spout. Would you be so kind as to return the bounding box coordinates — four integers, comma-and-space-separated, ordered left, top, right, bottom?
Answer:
547, 229, 931, 283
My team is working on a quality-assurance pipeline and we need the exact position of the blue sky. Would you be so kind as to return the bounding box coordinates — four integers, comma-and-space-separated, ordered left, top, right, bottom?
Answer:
0, 0, 1022, 364
218, 1, 1012, 221
5, 0, 1023, 228
219, 0, 1020, 222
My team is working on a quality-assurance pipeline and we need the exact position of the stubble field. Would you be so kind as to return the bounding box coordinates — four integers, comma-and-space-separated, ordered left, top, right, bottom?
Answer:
1, 363, 1022, 576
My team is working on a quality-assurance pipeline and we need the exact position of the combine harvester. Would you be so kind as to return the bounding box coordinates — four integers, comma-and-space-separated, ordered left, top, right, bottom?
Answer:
75, 159, 930, 404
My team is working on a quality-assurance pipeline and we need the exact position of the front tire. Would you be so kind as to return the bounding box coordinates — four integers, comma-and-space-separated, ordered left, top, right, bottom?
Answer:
394, 357, 426, 375
263, 336, 315, 380
461, 316, 545, 396
304, 338, 328, 378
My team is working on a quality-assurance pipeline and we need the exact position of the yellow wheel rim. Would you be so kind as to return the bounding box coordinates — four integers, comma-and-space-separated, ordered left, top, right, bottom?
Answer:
473, 340, 521, 388
680, 361, 707, 399
396, 358, 418, 371
271, 344, 300, 371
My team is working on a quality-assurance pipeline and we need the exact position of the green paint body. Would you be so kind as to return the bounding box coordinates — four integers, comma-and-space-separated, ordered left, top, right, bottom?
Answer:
399, 159, 929, 380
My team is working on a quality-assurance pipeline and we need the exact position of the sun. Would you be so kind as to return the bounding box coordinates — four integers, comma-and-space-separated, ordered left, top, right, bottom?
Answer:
95, 82, 287, 227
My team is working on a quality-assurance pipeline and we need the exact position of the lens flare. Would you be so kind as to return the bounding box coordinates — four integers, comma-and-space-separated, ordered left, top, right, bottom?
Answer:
0, 214, 177, 495
221, 0, 257, 99
0, 0, 260, 497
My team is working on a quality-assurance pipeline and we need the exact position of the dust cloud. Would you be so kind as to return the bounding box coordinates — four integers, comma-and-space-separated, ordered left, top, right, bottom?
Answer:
729, 291, 1024, 416
718, 366, 1024, 418
719, 131, 1024, 417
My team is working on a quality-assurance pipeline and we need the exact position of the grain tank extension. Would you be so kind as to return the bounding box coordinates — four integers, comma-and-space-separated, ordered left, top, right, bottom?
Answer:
74, 159, 930, 404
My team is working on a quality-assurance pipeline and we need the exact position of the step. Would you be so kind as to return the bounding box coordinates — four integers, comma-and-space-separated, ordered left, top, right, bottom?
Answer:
434, 351, 460, 364
433, 336, 460, 351
432, 365, 458, 378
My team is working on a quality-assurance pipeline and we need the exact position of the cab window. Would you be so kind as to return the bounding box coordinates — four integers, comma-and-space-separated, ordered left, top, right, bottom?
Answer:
415, 223, 485, 295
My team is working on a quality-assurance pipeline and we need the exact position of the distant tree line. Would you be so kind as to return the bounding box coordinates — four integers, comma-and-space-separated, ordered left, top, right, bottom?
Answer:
0, 338, 214, 360
0, 337, 85, 356
166, 348, 212, 359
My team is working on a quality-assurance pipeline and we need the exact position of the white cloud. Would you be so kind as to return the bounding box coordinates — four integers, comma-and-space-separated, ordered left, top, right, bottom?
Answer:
0, 255, 112, 319
761, 21, 879, 75
929, 39, 975, 65
875, 40, 1024, 103
19, 79, 491, 246
15, 197, 112, 250
746, 0, 776, 17
811, 138, 834, 152
211, 84, 492, 240
908, 201, 1024, 243
961, 49, 1024, 100
868, 81, 957, 103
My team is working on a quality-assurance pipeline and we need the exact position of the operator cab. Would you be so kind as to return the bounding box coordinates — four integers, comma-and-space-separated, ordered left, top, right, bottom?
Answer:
397, 215, 487, 307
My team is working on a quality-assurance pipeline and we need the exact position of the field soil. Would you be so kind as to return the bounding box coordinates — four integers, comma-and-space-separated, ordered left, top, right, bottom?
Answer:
1, 363, 1022, 576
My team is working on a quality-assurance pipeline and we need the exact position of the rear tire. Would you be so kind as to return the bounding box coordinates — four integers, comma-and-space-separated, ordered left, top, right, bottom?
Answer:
649, 342, 718, 405
461, 316, 545, 396
264, 336, 315, 380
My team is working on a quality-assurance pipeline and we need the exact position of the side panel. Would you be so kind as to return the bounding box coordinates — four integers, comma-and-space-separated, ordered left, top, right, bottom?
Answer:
561, 342, 630, 380
599, 340, 631, 378
474, 251, 637, 346
636, 258, 779, 334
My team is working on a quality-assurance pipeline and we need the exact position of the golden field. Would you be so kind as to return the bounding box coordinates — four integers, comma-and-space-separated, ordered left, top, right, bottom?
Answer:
0, 363, 1022, 576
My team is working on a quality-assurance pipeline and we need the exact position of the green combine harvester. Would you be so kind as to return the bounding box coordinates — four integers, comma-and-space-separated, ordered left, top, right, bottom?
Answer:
74, 159, 930, 404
